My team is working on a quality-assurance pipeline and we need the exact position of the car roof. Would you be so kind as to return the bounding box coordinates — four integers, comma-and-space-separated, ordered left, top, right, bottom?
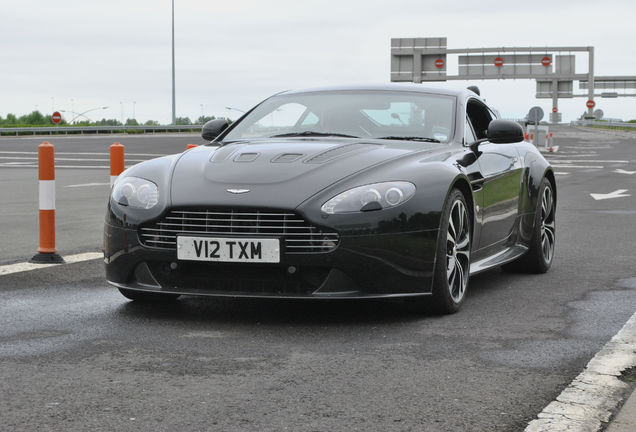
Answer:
279, 83, 475, 99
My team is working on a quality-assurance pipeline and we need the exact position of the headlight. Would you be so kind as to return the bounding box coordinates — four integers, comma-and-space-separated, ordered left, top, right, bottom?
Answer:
321, 181, 416, 214
111, 177, 158, 209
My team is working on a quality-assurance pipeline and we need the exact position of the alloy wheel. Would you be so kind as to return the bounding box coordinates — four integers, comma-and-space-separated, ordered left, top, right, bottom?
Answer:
446, 200, 470, 303
540, 185, 555, 263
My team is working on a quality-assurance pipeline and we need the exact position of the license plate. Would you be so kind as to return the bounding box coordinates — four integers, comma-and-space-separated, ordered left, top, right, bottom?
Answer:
176, 236, 280, 263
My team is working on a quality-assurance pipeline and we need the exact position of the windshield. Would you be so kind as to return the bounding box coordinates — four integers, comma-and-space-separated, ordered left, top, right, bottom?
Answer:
222, 90, 456, 143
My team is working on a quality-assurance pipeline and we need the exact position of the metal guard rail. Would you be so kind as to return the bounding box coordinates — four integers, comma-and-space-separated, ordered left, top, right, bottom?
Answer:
571, 120, 636, 129
0, 125, 204, 136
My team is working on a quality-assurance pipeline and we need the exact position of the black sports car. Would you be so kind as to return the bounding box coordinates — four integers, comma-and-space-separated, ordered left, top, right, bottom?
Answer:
104, 85, 555, 313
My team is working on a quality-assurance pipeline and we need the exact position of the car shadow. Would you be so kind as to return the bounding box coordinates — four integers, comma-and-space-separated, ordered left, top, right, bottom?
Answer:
467, 266, 547, 299
114, 294, 442, 327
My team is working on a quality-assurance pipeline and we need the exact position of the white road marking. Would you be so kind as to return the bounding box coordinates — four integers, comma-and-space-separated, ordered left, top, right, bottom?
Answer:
0, 252, 103, 276
525, 311, 636, 431
554, 172, 570, 175
544, 160, 628, 164
562, 145, 612, 150
0, 156, 149, 162
64, 182, 110, 188
547, 154, 598, 158
554, 151, 598, 154
0, 164, 132, 169
551, 165, 604, 169
614, 169, 636, 175
0, 151, 166, 156
590, 189, 631, 201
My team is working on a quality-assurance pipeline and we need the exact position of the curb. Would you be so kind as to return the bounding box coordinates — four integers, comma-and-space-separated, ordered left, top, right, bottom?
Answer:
525, 311, 636, 431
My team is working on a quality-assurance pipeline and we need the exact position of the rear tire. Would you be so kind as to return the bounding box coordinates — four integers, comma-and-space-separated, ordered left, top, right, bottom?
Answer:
118, 288, 181, 302
502, 177, 555, 274
417, 188, 471, 314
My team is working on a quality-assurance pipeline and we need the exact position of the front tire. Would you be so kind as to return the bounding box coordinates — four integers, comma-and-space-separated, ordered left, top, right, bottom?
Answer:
118, 288, 181, 302
429, 189, 472, 314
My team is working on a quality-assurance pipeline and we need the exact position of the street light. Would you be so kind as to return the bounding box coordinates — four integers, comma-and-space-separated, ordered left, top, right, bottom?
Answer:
63, 106, 109, 124
225, 106, 246, 114
60, 110, 90, 123
171, 0, 176, 125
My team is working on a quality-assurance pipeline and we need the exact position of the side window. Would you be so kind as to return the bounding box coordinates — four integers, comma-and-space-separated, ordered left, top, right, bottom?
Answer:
464, 117, 476, 145
466, 100, 493, 140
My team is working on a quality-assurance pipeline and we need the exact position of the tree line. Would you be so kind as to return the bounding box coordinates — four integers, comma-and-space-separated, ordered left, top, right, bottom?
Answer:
0, 111, 222, 127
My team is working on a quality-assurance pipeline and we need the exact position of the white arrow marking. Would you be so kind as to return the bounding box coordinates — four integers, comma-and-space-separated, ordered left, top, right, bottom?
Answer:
546, 160, 627, 163
614, 169, 636, 175
590, 189, 631, 201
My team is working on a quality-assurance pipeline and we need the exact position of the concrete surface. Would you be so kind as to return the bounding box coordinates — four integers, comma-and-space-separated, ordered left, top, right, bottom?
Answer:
0, 126, 635, 431
606, 388, 636, 432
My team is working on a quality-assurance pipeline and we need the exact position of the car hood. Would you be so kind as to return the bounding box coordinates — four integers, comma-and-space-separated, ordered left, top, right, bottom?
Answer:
170, 139, 441, 209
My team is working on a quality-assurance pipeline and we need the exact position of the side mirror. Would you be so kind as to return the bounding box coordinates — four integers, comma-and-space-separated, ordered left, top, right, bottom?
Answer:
486, 119, 524, 144
202, 118, 229, 141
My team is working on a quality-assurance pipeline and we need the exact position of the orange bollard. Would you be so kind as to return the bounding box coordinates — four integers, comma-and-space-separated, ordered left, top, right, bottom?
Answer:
110, 142, 125, 186
524, 133, 529, 140
186, 144, 199, 149
530, 133, 534, 140
30, 142, 64, 263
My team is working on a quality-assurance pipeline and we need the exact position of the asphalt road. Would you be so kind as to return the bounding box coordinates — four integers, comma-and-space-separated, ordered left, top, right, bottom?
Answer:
0, 134, 204, 264
1, 127, 635, 431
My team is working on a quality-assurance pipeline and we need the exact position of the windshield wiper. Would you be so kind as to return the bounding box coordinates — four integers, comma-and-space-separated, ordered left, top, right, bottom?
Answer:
270, 131, 359, 138
377, 136, 441, 143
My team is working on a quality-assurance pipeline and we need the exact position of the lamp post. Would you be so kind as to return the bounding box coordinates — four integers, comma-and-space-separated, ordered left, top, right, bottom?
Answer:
60, 110, 89, 123
171, 0, 176, 125
63, 106, 109, 124
225, 106, 246, 114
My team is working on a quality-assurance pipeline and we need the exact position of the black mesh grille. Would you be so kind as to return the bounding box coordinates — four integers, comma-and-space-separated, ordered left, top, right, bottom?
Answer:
138, 209, 339, 254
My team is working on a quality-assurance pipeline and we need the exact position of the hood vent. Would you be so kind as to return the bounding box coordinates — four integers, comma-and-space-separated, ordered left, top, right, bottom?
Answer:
304, 143, 377, 164
234, 152, 259, 162
271, 153, 304, 163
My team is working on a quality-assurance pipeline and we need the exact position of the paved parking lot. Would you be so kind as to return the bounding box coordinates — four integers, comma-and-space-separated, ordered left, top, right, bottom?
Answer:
0, 127, 635, 431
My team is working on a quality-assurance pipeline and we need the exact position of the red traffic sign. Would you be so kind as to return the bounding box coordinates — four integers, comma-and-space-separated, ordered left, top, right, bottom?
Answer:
541, 56, 552, 67
51, 111, 62, 125
552, 107, 558, 113
434, 58, 445, 69
586, 100, 596, 108
494, 57, 504, 67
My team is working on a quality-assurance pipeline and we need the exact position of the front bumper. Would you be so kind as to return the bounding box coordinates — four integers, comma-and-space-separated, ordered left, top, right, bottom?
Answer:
104, 223, 438, 299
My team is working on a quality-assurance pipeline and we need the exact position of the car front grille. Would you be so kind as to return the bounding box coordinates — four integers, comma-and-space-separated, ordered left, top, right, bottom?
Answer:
138, 209, 339, 254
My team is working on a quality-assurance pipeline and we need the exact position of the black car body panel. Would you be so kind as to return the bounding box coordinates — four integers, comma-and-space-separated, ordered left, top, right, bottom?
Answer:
104, 84, 553, 299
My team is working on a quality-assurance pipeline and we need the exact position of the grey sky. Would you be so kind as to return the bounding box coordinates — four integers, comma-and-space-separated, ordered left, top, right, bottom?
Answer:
2, 0, 635, 123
